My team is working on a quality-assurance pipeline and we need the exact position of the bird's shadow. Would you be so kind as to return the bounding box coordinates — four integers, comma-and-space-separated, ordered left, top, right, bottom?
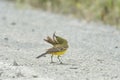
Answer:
50, 62, 76, 66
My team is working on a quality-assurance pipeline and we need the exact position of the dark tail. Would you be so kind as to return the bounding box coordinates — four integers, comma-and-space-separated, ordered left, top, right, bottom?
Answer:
36, 53, 47, 59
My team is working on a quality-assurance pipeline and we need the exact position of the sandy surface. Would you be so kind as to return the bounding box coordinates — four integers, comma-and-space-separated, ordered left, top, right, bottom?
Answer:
0, 1, 120, 80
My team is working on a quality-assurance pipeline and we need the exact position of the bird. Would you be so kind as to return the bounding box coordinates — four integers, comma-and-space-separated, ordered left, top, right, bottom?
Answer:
36, 32, 69, 64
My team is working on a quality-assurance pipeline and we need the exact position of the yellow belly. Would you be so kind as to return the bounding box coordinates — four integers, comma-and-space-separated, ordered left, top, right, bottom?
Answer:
51, 50, 67, 56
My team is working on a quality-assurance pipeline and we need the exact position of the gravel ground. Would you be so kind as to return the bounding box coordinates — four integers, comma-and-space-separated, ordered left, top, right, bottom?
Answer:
0, 1, 120, 80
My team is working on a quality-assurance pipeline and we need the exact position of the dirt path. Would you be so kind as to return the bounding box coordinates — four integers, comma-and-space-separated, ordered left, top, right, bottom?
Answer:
0, 1, 120, 80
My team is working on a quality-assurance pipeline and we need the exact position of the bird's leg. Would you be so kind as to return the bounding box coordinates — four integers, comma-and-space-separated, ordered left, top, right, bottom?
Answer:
50, 54, 55, 63
57, 56, 63, 64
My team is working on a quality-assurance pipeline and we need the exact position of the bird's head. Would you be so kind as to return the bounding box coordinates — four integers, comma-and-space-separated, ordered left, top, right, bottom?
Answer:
53, 32, 68, 44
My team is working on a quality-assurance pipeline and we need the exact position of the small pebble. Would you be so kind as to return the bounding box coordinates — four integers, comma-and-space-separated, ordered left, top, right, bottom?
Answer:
11, 22, 16, 25
32, 29, 35, 32
13, 61, 19, 66
32, 75, 38, 78
16, 72, 24, 77
115, 46, 118, 48
69, 67, 78, 69
4, 37, 8, 41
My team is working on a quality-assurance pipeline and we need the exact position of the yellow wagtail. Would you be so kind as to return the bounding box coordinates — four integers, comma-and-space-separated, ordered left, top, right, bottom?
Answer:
36, 32, 68, 64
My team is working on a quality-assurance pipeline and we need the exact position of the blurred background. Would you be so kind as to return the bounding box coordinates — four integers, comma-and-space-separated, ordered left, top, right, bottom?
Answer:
8, 0, 120, 29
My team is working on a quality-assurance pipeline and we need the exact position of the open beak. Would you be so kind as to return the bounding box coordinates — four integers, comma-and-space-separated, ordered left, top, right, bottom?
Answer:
53, 32, 58, 43
53, 32, 56, 38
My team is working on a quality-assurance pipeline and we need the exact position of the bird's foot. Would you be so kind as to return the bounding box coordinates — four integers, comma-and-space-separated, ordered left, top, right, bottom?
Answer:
60, 62, 63, 64
50, 62, 56, 64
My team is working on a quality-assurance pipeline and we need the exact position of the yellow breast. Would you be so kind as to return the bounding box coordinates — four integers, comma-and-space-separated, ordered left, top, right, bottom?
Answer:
51, 50, 67, 56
